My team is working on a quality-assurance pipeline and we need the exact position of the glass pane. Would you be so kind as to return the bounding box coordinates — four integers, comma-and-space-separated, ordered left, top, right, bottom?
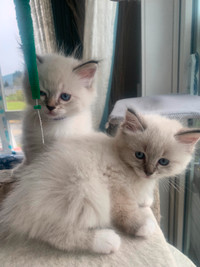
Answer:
0, 138, 3, 152
183, 118, 200, 266
3, 72, 26, 111
9, 120, 22, 152
0, 0, 26, 111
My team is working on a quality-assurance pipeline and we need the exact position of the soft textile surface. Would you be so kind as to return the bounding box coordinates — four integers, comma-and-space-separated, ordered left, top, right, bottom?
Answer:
0, 154, 23, 170
169, 245, 196, 267
0, 222, 178, 267
108, 95, 200, 124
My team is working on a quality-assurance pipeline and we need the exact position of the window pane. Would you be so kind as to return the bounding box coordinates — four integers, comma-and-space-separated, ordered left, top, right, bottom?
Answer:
9, 120, 22, 152
0, 139, 3, 152
3, 72, 26, 111
183, 118, 200, 266
0, 0, 25, 153
0, 0, 25, 112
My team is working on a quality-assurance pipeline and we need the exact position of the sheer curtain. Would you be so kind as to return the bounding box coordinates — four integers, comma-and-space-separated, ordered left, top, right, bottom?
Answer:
83, 0, 118, 129
30, 0, 118, 129
30, 0, 56, 54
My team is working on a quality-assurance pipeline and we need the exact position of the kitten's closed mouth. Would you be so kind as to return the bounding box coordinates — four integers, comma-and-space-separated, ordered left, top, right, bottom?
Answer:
53, 116, 67, 121
46, 112, 67, 121
144, 174, 155, 180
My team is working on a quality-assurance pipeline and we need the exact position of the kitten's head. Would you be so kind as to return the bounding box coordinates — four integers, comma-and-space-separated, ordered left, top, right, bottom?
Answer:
23, 54, 98, 120
116, 109, 200, 180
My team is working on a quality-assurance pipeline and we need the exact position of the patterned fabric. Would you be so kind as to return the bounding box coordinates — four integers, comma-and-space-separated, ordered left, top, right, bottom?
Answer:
0, 154, 23, 170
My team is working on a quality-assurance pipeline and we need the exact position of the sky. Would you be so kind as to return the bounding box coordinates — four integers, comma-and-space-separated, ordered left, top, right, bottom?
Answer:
0, 0, 23, 76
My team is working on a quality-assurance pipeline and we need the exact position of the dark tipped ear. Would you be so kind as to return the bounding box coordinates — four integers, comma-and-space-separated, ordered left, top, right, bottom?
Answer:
175, 129, 200, 145
36, 55, 44, 64
73, 60, 98, 88
121, 109, 146, 133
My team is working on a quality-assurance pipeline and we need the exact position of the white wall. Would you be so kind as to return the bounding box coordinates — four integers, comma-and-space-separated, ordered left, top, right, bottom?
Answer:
141, 0, 179, 96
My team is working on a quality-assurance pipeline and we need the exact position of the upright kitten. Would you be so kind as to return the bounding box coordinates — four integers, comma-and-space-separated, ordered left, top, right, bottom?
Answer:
1, 110, 199, 254
22, 54, 98, 163
0, 54, 98, 180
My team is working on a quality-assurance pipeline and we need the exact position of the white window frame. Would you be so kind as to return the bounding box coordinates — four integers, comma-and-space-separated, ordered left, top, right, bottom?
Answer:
0, 67, 24, 154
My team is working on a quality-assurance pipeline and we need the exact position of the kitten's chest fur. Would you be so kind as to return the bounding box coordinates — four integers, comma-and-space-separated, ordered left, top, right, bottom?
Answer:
104, 161, 155, 207
22, 109, 93, 162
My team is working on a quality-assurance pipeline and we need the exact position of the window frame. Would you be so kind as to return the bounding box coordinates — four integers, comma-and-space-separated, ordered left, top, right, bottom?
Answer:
0, 68, 24, 153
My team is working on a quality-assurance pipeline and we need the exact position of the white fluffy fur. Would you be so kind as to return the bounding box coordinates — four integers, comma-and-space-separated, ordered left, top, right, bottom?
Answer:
0, 111, 199, 254
0, 54, 98, 181
22, 53, 97, 163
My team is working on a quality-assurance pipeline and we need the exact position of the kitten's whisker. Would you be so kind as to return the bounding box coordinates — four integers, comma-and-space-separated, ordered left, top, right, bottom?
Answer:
35, 99, 45, 145
159, 179, 169, 193
169, 180, 182, 193
165, 177, 194, 195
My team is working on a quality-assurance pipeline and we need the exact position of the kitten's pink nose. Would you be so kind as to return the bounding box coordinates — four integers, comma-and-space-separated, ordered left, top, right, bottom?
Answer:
46, 105, 56, 111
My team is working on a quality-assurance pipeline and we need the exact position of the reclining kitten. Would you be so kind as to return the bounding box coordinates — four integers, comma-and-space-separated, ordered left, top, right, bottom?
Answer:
0, 109, 199, 254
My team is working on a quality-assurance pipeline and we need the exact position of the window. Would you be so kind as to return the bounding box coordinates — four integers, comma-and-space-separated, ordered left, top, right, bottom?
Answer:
0, 0, 26, 153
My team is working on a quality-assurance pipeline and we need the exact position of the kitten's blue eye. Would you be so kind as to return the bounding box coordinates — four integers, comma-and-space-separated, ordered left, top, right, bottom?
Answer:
40, 91, 46, 96
60, 93, 71, 101
135, 152, 145, 160
158, 158, 169, 166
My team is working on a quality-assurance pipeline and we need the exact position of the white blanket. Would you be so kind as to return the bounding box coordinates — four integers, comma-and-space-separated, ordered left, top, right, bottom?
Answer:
0, 222, 181, 267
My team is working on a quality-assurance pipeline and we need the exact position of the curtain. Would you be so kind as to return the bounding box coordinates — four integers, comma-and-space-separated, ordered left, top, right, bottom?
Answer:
50, 0, 84, 58
83, 0, 118, 129
110, 1, 141, 107
66, 0, 85, 50
30, 0, 56, 54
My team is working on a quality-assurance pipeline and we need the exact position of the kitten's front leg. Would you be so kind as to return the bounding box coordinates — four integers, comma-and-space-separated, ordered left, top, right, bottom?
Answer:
139, 195, 154, 207
111, 186, 156, 238
136, 180, 155, 207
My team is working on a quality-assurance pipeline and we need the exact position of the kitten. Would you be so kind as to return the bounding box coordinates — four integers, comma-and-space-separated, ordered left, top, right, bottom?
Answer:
0, 109, 199, 254
0, 54, 98, 180
22, 53, 98, 163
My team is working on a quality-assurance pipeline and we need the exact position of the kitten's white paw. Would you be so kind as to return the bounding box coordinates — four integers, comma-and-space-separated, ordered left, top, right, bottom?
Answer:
135, 218, 156, 237
92, 229, 121, 254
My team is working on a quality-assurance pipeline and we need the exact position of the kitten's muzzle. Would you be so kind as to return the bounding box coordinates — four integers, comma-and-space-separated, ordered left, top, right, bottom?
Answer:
46, 105, 56, 111
144, 170, 154, 177
144, 165, 155, 177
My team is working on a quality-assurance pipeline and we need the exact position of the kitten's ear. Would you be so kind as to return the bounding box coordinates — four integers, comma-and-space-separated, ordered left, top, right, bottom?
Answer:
122, 109, 146, 133
73, 60, 98, 89
36, 55, 44, 64
175, 129, 200, 146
